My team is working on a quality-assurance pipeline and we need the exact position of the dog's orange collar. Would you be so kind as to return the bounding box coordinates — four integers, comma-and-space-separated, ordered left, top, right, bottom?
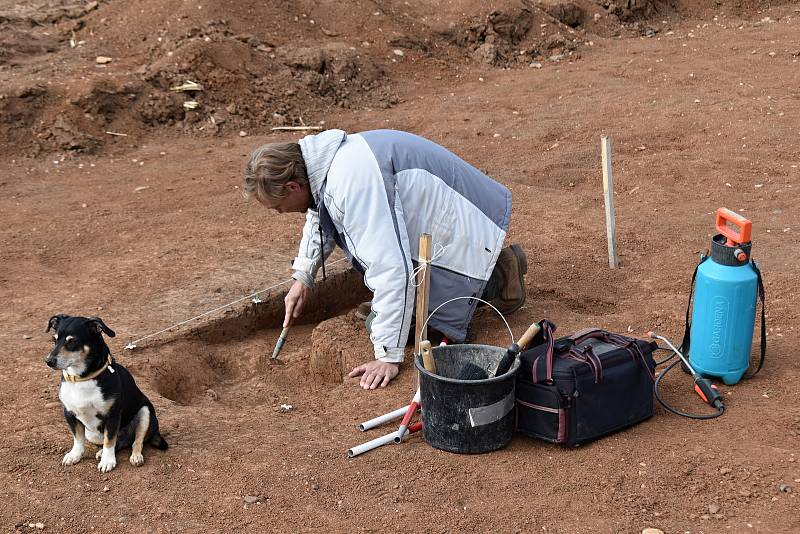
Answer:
62, 355, 114, 383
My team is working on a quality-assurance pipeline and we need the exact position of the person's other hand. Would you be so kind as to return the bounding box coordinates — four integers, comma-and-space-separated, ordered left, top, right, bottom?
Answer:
348, 360, 400, 389
284, 280, 309, 327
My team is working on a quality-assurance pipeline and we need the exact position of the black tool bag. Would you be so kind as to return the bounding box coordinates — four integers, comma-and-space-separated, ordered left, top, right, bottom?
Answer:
516, 321, 657, 447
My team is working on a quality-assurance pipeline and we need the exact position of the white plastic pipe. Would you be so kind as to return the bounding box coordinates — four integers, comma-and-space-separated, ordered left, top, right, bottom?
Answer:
349, 423, 422, 457
358, 405, 410, 431
347, 430, 401, 457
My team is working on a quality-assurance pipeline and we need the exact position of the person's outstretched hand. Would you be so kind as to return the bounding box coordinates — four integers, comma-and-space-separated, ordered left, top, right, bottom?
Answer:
348, 360, 400, 389
284, 280, 309, 327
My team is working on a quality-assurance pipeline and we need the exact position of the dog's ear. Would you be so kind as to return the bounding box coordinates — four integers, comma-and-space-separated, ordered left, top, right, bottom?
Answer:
46, 314, 68, 333
86, 317, 116, 338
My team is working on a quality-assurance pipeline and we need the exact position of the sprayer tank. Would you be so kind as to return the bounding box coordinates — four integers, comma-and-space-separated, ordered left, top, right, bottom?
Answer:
689, 235, 758, 385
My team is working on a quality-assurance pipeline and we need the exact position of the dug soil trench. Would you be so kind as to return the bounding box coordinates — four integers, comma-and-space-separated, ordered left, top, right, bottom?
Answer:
138, 268, 371, 405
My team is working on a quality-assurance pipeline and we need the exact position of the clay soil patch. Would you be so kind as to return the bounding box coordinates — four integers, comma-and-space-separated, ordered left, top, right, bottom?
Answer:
2, 1, 799, 532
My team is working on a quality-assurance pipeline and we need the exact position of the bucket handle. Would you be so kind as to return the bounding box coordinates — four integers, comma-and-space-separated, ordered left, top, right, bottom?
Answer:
417, 296, 514, 350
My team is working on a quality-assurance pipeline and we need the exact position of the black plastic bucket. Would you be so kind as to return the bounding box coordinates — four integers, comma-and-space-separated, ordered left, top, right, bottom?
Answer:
414, 344, 520, 454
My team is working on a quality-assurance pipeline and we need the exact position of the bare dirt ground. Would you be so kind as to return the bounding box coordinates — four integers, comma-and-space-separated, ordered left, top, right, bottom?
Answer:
2, 0, 799, 532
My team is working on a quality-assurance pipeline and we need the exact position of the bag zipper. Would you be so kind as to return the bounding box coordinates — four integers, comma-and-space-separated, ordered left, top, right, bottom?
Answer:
517, 398, 558, 413
516, 397, 569, 443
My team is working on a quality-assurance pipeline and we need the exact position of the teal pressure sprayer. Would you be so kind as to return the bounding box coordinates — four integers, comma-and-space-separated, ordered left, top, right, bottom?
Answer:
682, 208, 766, 385
651, 208, 766, 419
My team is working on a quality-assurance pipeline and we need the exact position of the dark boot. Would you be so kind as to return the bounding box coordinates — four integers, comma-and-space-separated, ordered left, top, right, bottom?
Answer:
484, 244, 528, 314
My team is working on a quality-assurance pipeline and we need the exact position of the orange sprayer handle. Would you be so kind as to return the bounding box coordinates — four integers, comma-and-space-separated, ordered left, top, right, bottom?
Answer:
715, 208, 752, 246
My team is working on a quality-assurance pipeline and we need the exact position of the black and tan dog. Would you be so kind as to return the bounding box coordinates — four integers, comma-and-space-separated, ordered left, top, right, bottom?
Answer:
46, 314, 168, 472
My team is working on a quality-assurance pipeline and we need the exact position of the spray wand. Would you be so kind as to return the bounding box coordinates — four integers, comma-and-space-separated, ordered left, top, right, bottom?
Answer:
649, 331, 725, 418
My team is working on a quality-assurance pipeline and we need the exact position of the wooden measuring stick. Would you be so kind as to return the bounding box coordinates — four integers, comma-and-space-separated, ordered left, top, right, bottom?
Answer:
601, 136, 620, 269
414, 233, 433, 355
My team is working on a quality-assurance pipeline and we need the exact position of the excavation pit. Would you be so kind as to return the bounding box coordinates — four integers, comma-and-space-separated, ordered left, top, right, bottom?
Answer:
137, 268, 371, 405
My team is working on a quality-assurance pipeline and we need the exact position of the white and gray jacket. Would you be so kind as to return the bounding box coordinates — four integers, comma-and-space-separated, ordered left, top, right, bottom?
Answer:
291, 129, 511, 363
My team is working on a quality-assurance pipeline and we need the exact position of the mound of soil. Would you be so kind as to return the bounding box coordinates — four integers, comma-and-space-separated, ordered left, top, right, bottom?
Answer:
594, 0, 676, 22
140, 22, 395, 129
0, 0, 688, 157
308, 312, 376, 384
444, 7, 539, 67
0, 27, 59, 64
0, 1, 397, 157
0, 0, 99, 26
2, 0, 792, 155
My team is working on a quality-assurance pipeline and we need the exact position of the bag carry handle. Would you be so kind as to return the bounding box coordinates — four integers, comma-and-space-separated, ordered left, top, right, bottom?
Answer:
530, 323, 610, 385
568, 329, 654, 383
530, 320, 557, 384
530, 322, 657, 385
568, 344, 603, 383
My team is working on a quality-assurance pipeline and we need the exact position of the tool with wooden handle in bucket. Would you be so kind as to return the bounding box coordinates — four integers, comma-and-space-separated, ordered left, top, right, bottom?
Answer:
414, 297, 539, 453
453, 320, 540, 380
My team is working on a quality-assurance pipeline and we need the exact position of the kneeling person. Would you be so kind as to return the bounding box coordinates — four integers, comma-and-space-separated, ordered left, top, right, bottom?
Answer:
243, 129, 526, 389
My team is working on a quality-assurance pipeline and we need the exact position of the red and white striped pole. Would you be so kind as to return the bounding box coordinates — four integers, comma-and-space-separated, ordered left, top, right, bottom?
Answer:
395, 389, 420, 442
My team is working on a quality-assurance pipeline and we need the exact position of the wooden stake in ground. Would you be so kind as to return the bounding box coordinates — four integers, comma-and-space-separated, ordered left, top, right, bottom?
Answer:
414, 233, 433, 354
601, 136, 620, 268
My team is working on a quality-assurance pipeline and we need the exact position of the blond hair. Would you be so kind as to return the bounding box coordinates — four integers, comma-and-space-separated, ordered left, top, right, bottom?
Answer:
242, 143, 308, 200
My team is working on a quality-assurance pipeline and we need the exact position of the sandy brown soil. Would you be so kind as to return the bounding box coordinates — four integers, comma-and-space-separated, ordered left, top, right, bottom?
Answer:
2, 1, 799, 532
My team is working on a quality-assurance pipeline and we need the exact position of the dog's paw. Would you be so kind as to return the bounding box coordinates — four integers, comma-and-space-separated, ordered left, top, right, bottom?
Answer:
129, 452, 145, 467
97, 456, 117, 473
95, 449, 103, 460
62, 450, 83, 466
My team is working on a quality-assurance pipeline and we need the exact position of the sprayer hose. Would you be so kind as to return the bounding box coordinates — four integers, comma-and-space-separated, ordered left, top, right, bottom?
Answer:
654, 350, 725, 420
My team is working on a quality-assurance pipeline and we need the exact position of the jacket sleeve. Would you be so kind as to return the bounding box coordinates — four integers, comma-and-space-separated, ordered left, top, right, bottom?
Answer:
332, 184, 414, 364
291, 208, 336, 288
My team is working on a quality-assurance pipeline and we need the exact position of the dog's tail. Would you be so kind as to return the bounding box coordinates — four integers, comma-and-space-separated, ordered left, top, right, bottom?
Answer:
149, 431, 169, 451
146, 403, 168, 451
